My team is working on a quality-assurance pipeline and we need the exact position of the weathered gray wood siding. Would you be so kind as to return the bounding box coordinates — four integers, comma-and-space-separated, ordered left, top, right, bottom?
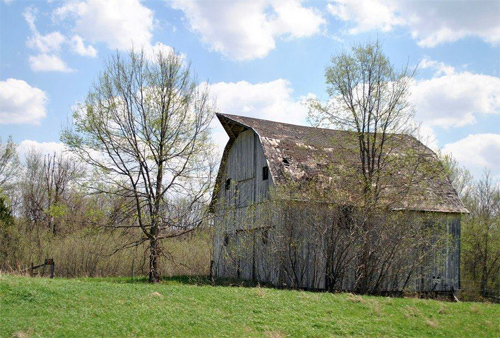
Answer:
213, 130, 461, 292
213, 129, 276, 282
415, 214, 461, 292
272, 207, 461, 292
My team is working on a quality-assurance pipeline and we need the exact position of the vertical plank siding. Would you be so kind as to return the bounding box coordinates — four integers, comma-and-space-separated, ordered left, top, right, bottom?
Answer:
213, 130, 276, 282
213, 130, 461, 292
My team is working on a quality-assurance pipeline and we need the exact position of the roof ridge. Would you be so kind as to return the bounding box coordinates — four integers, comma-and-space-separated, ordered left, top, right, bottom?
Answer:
216, 113, 413, 138
212, 113, 467, 214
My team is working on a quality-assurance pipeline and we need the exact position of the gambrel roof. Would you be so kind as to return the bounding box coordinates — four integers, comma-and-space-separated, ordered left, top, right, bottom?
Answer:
213, 113, 468, 214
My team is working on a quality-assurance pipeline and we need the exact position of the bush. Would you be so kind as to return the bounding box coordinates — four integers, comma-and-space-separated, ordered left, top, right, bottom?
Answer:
0, 222, 213, 278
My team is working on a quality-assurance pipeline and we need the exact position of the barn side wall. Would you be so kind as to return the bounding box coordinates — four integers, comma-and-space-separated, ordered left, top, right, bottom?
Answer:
273, 207, 461, 292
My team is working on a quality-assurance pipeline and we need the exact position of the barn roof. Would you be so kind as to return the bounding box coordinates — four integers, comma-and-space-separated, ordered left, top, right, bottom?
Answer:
214, 113, 468, 214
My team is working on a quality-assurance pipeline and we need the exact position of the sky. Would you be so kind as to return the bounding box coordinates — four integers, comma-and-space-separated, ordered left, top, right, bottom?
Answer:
1, 0, 499, 180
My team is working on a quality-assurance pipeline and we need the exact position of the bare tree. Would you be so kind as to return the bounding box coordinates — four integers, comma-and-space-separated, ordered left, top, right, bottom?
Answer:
306, 41, 440, 293
0, 137, 20, 193
308, 40, 416, 206
21, 150, 83, 235
440, 153, 474, 198
62, 49, 216, 282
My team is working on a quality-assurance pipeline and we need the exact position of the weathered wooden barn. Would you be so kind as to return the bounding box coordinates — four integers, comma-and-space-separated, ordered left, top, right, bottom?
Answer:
211, 113, 467, 293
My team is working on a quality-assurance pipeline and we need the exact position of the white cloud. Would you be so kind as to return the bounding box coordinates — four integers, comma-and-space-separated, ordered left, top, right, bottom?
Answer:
169, 0, 325, 60
54, 0, 154, 51
209, 79, 308, 124
29, 54, 75, 72
411, 71, 500, 128
407, 1, 500, 47
144, 42, 177, 62
24, 8, 65, 54
442, 134, 500, 179
419, 57, 455, 77
413, 124, 439, 151
26, 30, 66, 54
327, 0, 500, 47
207, 79, 310, 151
18, 140, 67, 158
24, 7, 80, 72
0, 78, 48, 125
70, 35, 97, 57
327, 0, 403, 34
410, 59, 500, 178
271, 0, 326, 38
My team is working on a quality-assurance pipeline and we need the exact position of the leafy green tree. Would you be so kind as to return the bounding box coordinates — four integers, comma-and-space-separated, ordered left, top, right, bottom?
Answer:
462, 171, 500, 297
308, 40, 416, 205
0, 195, 16, 269
440, 154, 500, 298
307, 40, 422, 293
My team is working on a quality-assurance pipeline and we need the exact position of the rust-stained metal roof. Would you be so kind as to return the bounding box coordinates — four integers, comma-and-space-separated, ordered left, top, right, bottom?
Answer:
214, 113, 468, 214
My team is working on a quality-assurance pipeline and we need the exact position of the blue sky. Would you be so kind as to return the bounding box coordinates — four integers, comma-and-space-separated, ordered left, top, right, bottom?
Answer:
1, 0, 499, 179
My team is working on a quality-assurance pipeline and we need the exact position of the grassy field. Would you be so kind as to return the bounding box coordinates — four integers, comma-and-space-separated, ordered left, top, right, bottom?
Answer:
1, 274, 499, 338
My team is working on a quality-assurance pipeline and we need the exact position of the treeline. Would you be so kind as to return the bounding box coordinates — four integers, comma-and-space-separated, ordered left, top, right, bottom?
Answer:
443, 155, 500, 300
0, 137, 211, 278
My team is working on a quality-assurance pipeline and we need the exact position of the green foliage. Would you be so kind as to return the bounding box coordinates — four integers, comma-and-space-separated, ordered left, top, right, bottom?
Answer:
1, 275, 499, 337
441, 153, 500, 299
0, 195, 13, 227
0, 196, 16, 268
0, 136, 20, 192
46, 203, 68, 219
461, 171, 500, 296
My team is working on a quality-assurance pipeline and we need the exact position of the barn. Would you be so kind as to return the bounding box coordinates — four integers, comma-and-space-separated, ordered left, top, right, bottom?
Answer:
210, 113, 467, 293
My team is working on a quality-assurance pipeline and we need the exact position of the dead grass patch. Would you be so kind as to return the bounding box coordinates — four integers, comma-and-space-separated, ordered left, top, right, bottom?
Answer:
12, 329, 33, 338
347, 293, 364, 303
425, 318, 439, 328
265, 331, 287, 338
255, 286, 267, 298
404, 305, 423, 319
149, 291, 163, 298
469, 305, 482, 314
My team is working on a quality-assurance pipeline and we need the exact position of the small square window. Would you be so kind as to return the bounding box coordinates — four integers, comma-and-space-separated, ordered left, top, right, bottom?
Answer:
262, 166, 269, 180
225, 178, 231, 190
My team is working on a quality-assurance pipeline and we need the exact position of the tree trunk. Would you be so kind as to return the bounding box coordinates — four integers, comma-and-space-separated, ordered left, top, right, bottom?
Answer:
149, 237, 160, 283
481, 232, 488, 298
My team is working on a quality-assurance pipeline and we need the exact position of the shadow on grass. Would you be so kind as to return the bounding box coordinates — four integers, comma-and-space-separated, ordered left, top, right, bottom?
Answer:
162, 275, 267, 288
29, 275, 467, 302
74, 275, 256, 285
88, 275, 269, 288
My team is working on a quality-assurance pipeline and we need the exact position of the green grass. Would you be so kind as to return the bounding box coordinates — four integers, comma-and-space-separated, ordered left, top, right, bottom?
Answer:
1, 274, 499, 337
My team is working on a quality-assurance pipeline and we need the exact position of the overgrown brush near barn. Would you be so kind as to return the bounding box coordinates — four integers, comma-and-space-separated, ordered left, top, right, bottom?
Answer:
1, 226, 212, 278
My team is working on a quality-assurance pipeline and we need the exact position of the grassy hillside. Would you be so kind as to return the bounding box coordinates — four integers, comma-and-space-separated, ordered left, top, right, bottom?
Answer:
1, 275, 499, 338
